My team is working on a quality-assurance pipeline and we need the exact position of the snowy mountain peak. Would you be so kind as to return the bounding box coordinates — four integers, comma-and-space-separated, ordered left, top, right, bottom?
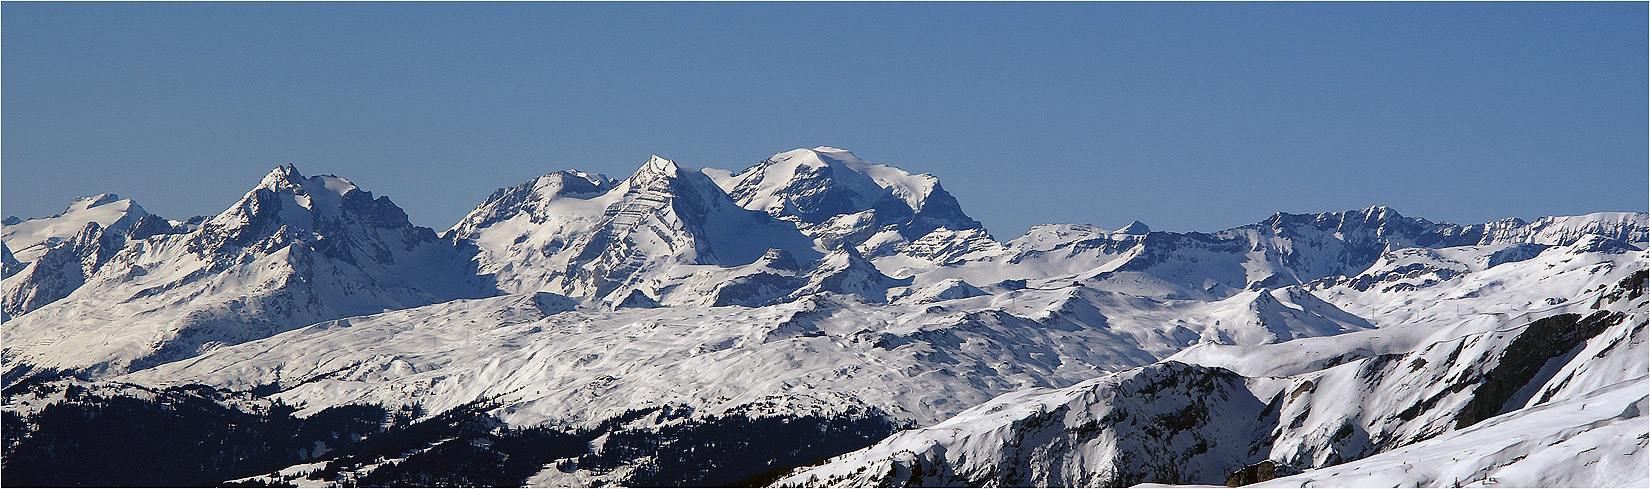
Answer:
807, 147, 938, 210
629, 155, 687, 182
720, 148, 895, 223
716, 147, 984, 258
1012, 223, 1109, 246
451, 153, 820, 300
2, 194, 151, 265
1474, 211, 1649, 247
243, 164, 366, 219
255, 163, 304, 192
0, 193, 190, 318
1265, 205, 1408, 231
67, 193, 127, 212
184, 163, 452, 272
194, 164, 442, 260
446, 170, 616, 238
3, 164, 485, 382
517, 170, 614, 201
1115, 220, 1151, 235
611, 154, 735, 211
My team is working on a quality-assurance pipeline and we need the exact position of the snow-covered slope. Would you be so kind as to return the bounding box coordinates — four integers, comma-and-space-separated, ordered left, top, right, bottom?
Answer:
1253, 319, 1647, 488
89, 181, 1646, 486
105, 248, 1384, 487
1, 194, 197, 318
773, 360, 1272, 487
113, 274, 1379, 437
776, 243, 1645, 487
4, 194, 152, 264
5, 147, 1645, 488
2, 165, 490, 383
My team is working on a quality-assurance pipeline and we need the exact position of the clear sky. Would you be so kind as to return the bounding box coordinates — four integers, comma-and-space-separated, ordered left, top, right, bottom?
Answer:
4, 2, 1645, 238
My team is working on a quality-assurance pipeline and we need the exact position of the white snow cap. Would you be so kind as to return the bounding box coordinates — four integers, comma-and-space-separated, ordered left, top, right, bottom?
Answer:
2, 193, 150, 263
252, 164, 362, 215
808, 146, 940, 209
67, 193, 126, 212
1115, 220, 1150, 235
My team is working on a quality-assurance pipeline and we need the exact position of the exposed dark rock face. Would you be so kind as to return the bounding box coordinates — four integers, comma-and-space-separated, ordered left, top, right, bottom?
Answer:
1, 200, 200, 318
1455, 311, 1624, 429
776, 280, 1642, 488
1225, 460, 1277, 486
775, 362, 1272, 487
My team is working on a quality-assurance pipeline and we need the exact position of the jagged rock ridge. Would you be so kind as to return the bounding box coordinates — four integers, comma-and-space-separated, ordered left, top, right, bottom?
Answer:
3, 165, 489, 382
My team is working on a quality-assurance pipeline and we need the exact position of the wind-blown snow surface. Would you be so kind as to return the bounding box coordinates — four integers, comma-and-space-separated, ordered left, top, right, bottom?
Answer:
5, 147, 1648, 487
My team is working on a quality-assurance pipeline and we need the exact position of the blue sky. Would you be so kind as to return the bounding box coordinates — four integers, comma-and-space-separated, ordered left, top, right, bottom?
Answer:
4, 2, 1645, 237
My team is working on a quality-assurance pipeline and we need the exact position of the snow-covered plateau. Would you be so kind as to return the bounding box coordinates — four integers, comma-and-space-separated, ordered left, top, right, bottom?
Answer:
3, 147, 1645, 487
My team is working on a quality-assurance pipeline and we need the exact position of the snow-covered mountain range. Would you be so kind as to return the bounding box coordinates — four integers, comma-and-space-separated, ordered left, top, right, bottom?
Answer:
3, 165, 491, 382
3, 147, 1645, 487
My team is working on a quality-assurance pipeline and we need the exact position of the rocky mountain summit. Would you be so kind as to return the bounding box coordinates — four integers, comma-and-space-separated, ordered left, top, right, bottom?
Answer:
3, 165, 489, 382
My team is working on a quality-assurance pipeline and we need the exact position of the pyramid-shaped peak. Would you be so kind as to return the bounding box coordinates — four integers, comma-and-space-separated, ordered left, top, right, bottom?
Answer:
1115, 221, 1150, 235
257, 163, 305, 189
211, 164, 384, 231
624, 155, 694, 187
756, 248, 800, 271
645, 155, 682, 173
253, 164, 361, 198
271, 163, 302, 178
